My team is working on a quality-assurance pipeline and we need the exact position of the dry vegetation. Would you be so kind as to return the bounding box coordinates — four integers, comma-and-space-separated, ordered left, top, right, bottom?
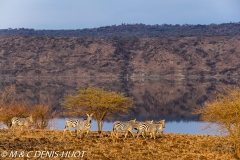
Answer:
0, 85, 56, 130
194, 87, 240, 158
0, 130, 237, 160
1, 35, 240, 78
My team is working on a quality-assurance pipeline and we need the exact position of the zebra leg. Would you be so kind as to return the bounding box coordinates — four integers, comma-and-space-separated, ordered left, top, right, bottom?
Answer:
63, 128, 72, 136
85, 130, 89, 137
130, 130, 135, 138
153, 131, 156, 140
70, 128, 74, 136
110, 131, 114, 138
149, 132, 153, 139
77, 130, 80, 137
116, 131, 119, 138
70, 128, 73, 136
131, 131, 135, 138
80, 130, 85, 138
11, 124, 15, 132
78, 130, 84, 138
66, 127, 74, 136
137, 130, 143, 138
111, 127, 116, 138
142, 131, 146, 138
124, 131, 129, 138
76, 129, 80, 137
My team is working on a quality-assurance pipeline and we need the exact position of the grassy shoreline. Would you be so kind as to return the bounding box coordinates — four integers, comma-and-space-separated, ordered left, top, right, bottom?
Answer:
0, 129, 237, 160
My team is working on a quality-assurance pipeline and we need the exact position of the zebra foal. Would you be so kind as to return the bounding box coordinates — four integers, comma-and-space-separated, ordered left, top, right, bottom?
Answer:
11, 115, 34, 132
111, 119, 136, 138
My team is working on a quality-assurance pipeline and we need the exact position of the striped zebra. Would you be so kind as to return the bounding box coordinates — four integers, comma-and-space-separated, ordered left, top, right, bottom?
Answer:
133, 120, 154, 137
111, 119, 136, 138
133, 120, 153, 131
63, 119, 82, 135
137, 119, 165, 139
63, 113, 93, 136
156, 119, 165, 133
75, 113, 93, 138
11, 115, 34, 132
137, 122, 164, 139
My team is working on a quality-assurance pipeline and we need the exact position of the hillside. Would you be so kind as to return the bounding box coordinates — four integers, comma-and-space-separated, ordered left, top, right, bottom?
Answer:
0, 35, 240, 78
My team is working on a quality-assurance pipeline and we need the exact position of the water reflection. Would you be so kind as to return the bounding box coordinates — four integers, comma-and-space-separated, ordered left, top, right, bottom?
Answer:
0, 77, 239, 134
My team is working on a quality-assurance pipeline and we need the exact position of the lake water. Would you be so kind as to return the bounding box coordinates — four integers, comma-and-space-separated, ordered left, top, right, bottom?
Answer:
54, 118, 217, 135
0, 77, 238, 135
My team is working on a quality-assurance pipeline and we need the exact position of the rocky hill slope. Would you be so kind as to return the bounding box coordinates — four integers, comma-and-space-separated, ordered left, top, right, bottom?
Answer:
0, 35, 240, 78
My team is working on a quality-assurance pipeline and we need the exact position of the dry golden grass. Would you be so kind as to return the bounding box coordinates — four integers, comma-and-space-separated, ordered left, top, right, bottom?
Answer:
0, 129, 238, 160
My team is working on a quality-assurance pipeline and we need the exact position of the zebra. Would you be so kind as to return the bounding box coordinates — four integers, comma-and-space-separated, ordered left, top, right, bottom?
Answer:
11, 115, 34, 132
137, 119, 165, 134
137, 122, 164, 139
156, 119, 165, 133
75, 113, 93, 138
111, 119, 137, 138
136, 119, 165, 139
63, 119, 82, 135
133, 120, 153, 137
63, 113, 93, 136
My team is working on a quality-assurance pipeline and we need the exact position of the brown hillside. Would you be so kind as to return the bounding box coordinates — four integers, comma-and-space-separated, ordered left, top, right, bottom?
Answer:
0, 35, 240, 78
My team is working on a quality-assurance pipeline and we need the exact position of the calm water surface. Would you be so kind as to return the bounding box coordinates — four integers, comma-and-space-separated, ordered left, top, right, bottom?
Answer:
54, 118, 216, 135
0, 77, 238, 135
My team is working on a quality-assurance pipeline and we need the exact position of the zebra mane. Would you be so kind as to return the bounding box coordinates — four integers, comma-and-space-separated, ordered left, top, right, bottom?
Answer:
158, 119, 165, 123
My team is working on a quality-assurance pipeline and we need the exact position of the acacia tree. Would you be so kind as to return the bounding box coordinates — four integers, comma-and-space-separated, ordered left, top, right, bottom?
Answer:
194, 87, 240, 158
62, 86, 133, 133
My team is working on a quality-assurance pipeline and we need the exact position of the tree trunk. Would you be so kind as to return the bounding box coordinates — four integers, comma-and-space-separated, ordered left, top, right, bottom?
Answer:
97, 120, 103, 134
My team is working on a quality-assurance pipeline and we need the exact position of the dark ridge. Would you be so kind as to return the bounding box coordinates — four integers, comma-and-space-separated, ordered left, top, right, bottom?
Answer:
1, 22, 240, 38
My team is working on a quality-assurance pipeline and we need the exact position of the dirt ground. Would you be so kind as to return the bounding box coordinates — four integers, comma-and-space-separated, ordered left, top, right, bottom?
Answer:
0, 129, 237, 160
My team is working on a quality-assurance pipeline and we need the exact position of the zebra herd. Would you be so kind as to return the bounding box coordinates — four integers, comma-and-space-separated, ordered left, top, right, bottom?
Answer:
9, 114, 165, 139
111, 119, 165, 139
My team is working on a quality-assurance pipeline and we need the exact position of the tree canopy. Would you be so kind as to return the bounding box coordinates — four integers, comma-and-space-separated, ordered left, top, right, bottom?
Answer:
62, 86, 133, 133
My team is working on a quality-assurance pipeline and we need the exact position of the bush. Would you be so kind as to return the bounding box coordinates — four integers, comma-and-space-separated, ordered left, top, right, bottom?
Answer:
194, 87, 240, 158
0, 85, 56, 129
32, 103, 56, 129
